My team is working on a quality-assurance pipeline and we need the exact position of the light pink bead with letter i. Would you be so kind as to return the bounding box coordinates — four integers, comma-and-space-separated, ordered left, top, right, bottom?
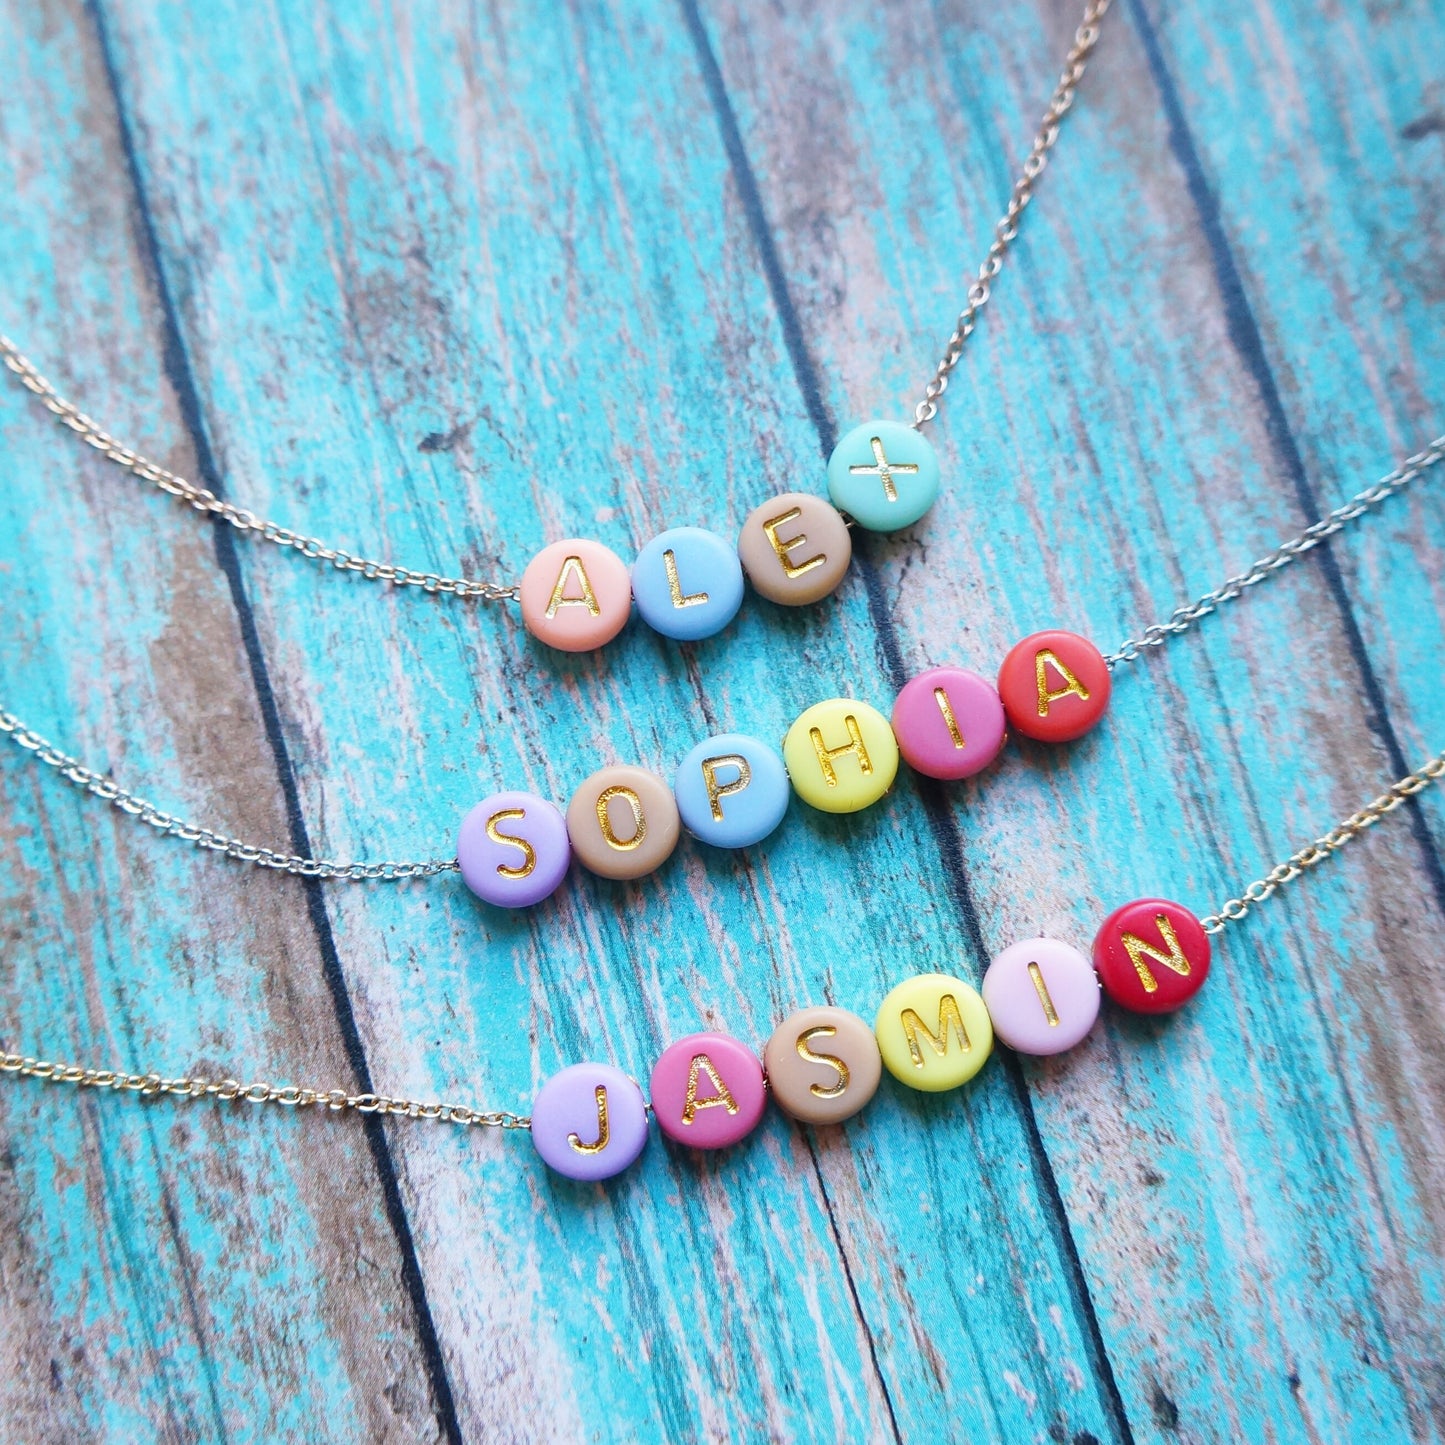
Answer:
982, 937, 1100, 1055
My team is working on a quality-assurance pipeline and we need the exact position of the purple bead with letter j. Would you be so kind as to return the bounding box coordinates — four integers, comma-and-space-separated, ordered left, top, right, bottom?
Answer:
457, 790, 570, 908
530, 1063, 650, 1181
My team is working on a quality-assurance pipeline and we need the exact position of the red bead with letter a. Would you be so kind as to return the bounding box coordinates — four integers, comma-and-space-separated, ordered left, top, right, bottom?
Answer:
997, 630, 1111, 743
1093, 898, 1211, 1014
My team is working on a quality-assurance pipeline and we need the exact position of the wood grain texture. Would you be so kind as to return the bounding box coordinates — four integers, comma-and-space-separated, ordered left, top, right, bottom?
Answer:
0, 0, 1440, 1441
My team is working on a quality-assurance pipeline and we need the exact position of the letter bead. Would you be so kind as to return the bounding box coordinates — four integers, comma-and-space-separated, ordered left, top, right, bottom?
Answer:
632, 527, 745, 641
826, 420, 940, 532
764, 1006, 881, 1125
519, 538, 632, 652
673, 733, 790, 848
566, 765, 681, 880
530, 1063, 650, 1181
737, 492, 852, 606
457, 791, 571, 908
650, 1033, 767, 1149
891, 666, 1007, 780
996, 630, 1111, 743
875, 974, 994, 1092
1093, 898, 1212, 1014
783, 698, 900, 814
982, 938, 1100, 1055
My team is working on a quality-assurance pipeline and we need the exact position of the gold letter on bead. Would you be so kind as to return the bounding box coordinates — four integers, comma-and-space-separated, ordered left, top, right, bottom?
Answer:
934, 687, 966, 750
795, 1026, 851, 1099
701, 754, 752, 822
762, 507, 826, 579
485, 808, 537, 879
664, 549, 709, 609
808, 714, 873, 787
1027, 961, 1061, 1026
1035, 649, 1091, 717
1122, 915, 1192, 994
567, 1086, 611, 1155
681, 1054, 741, 1123
595, 786, 647, 851
545, 555, 602, 618
900, 995, 972, 1068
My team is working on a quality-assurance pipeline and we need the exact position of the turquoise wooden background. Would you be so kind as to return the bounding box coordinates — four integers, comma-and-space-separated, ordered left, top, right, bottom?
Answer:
1, 0, 1442, 1439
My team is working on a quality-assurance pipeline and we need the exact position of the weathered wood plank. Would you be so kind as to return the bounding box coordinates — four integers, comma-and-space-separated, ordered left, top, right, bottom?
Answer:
0, 0, 1440, 1440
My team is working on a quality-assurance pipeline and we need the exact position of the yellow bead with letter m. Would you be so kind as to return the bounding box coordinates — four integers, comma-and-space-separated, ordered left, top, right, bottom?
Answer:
875, 973, 994, 1092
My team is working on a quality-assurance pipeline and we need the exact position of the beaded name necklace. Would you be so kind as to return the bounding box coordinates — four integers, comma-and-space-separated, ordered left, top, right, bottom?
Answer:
0, 438, 1437, 900
3, 754, 1439, 1181
0, 6, 1114, 647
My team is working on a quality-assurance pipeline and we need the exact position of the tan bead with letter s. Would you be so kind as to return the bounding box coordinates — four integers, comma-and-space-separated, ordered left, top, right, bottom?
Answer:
737, 492, 852, 606
763, 1006, 882, 1125
565, 765, 681, 880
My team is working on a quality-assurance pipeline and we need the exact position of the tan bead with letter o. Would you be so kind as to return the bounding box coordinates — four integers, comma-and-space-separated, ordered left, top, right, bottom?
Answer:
566, 765, 681, 880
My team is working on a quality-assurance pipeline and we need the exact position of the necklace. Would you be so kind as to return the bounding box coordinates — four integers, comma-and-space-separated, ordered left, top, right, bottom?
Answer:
0, 438, 1437, 898
4, 754, 1439, 1180
0, 3, 1113, 652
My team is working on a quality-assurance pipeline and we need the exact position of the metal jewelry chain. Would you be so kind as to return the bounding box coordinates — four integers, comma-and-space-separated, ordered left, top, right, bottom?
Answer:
0, 0, 1113, 598
3, 748, 1440, 1132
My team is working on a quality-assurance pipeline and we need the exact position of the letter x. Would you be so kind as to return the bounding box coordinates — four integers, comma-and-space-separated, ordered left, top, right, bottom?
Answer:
849, 435, 919, 503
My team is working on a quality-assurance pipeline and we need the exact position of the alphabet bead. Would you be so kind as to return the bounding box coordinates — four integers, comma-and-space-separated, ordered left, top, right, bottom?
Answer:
1093, 898, 1212, 1014
996, 630, 1111, 743
456, 791, 571, 908
875, 974, 994, 1092
519, 538, 632, 652
764, 1007, 881, 1125
737, 492, 852, 606
632, 527, 745, 641
826, 420, 940, 532
673, 733, 790, 848
783, 699, 900, 813
982, 938, 1100, 1055
530, 1063, 650, 1181
650, 1033, 767, 1149
565, 765, 681, 880
891, 666, 1007, 780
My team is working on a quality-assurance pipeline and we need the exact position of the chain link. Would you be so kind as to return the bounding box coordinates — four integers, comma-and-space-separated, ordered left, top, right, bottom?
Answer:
1199, 753, 1445, 934
913, 0, 1112, 426
0, 706, 458, 881
0, 1050, 530, 1130
1106, 436, 1445, 667
0, 336, 519, 604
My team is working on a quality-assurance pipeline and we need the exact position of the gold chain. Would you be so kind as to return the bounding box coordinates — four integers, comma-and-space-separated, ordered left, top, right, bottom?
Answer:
1200, 751, 1445, 933
0, 1052, 530, 1130
3, 755, 1440, 1129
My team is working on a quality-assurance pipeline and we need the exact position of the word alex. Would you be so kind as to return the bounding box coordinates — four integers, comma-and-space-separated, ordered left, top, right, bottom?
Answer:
529, 902, 1212, 1181
518, 420, 939, 652
457, 634, 1111, 907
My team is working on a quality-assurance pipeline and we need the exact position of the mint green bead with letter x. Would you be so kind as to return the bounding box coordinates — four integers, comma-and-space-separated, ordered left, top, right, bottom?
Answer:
827, 419, 940, 531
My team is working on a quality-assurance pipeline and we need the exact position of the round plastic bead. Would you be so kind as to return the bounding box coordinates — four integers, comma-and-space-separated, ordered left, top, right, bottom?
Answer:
783, 699, 900, 814
530, 1063, 649, 1181
982, 938, 1100, 1055
456, 791, 570, 908
763, 1006, 881, 1125
673, 733, 790, 848
826, 419, 940, 532
875, 974, 994, 1092
566, 765, 681, 880
650, 1032, 767, 1149
519, 538, 632, 652
631, 527, 745, 641
891, 666, 1007, 781
1093, 898, 1212, 1014
737, 492, 852, 606
996, 630, 1111, 743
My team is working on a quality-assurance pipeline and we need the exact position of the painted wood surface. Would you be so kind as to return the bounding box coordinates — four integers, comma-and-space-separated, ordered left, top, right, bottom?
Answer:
0, 0, 1441, 1440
